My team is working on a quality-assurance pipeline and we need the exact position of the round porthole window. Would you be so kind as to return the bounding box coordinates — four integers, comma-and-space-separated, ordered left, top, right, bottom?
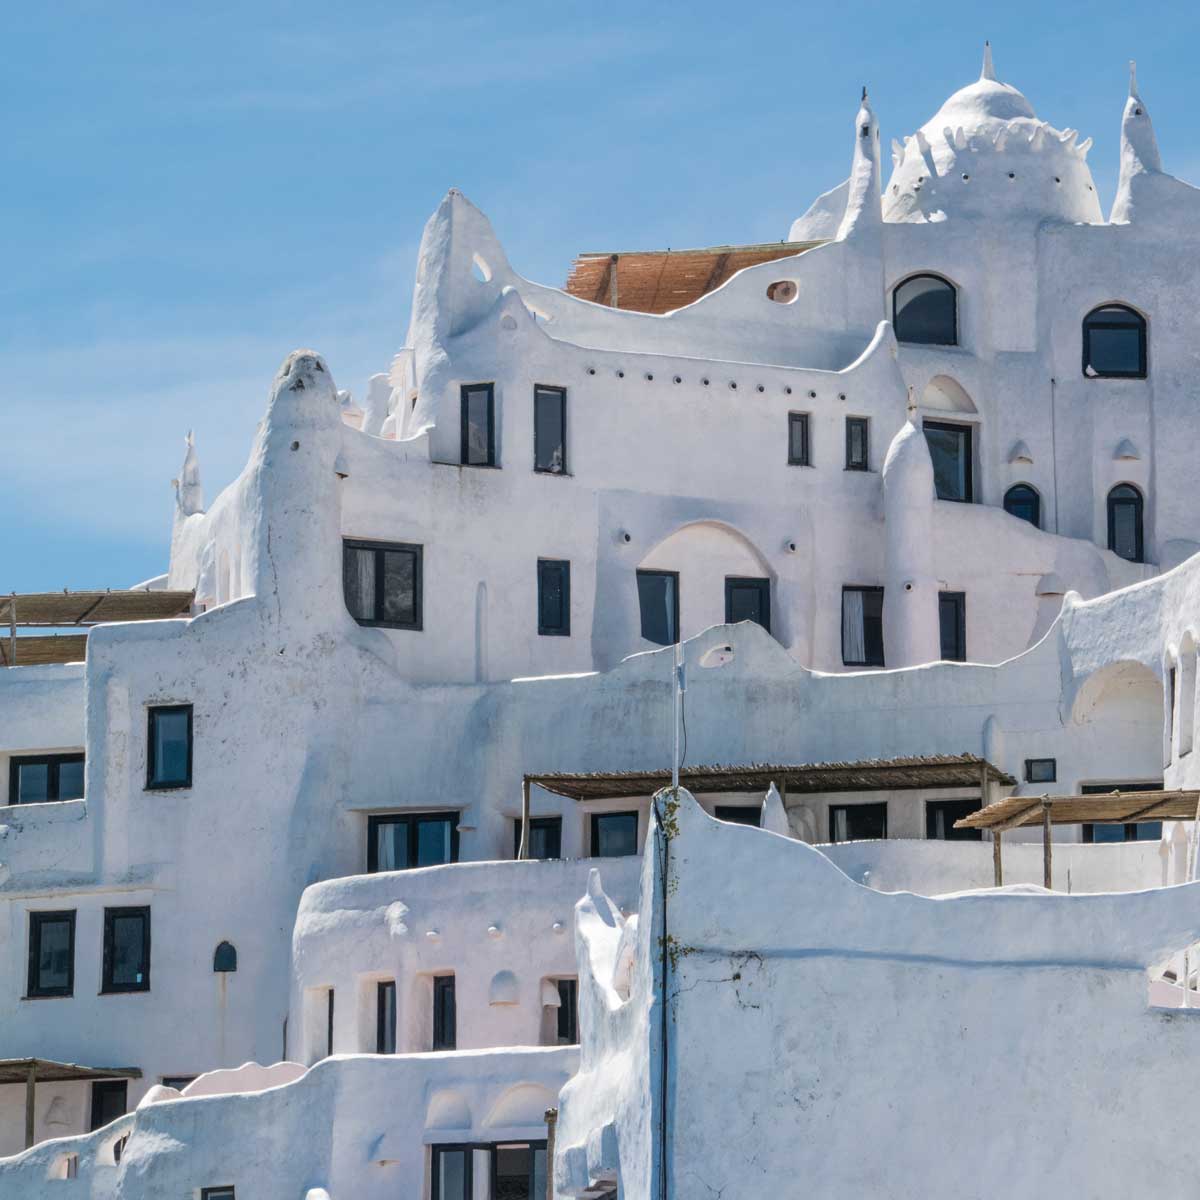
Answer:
767, 280, 798, 304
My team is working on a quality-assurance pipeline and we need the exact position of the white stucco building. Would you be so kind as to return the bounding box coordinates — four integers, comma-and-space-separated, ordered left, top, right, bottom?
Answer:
3, 47, 1200, 1199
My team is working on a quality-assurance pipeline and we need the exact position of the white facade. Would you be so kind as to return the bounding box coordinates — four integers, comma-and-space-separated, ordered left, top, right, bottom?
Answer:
2, 48, 1200, 1198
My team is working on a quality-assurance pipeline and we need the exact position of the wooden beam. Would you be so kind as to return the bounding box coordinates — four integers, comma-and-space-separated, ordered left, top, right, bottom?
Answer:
518, 777, 531, 860
24, 1061, 35, 1149
1042, 798, 1053, 890
609, 255, 619, 308
8, 594, 15, 670
993, 828, 1003, 887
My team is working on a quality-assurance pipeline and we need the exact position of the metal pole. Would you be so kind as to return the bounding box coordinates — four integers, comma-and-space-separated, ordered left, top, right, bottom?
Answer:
1042, 797, 1053, 890
24, 1061, 35, 1149
544, 1107, 558, 1200
672, 642, 683, 792
518, 778, 530, 860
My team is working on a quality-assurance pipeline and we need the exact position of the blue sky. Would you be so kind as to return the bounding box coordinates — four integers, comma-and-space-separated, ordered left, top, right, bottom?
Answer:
4, 1, 1198, 591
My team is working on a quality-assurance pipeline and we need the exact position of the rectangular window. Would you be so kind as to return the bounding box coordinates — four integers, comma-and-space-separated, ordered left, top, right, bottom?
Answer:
1081, 781, 1162, 843
788, 413, 811, 466
591, 811, 640, 857
537, 559, 570, 636
326, 987, 335, 1057
90, 1080, 127, 1132
367, 812, 459, 872
841, 587, 885, 667
534, 385, 567, 474
147, 705, 192, 789
556, 979, 579, 1044
161, 1076, 197, 1091
1168, 666, 1177, 765
636, 570, 679, 646
9, 754, 84, 805
1025, 758, 1057, 784
845, 417, 869, 470
925, 799, 983, 841
715, 805, 761, 827
342, 539, 422, 630
102, 906, 151, 993
829, 802, 887, 843
201, 1190, 236, 1200
376, 980, 396, 1054
725, 577, 770, 633
27, 910, 75, 998
938, 591, 966, 661
491, 1142, 549, 1200
432, 975, 456, 1050
923, 421, 973, 502
513, 816, 563, 860
461, 383, 496, 466
431, 1145, 472, 1200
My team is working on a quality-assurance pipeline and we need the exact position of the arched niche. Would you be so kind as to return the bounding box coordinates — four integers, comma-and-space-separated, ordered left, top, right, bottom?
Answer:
920, 375, 978, 414
426, 1089, 472, 1130
482, 1082, 559, 1129
1070, 659, 1163, 731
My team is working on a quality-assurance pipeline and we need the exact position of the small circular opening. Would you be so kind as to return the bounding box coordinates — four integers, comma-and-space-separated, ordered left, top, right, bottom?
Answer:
838, 392, 847, 401
729, 381, 738, 390
784, 386, 793, 395
701, 377, 710, 386
767, 280, 798, 304
617, 370, 625, 378
645, 372, 654, 381
756, 384, 765, 393
1008, 172, 1016, 180
587, 367, 596, 375
673, 375, 682, 384
961, 173, 970, 182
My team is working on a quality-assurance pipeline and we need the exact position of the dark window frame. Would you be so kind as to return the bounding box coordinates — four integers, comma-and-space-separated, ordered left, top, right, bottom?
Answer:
200, 1189, 236, 1200
925, 798, 983, 841
146, 704, 192, 790
27, 910, 75, 999
724, 576, 771, 634
326, 987, 335, 1057
555, 978, 578, 1044
89, 1080, 128, 1132
376, 979, 397, 1054
432, 974, 457, 1051
342, 538, 424, 631
8, 753, 85, 805
1107, 484, 1145, 563
431, 1144, 473, 1200
533, 384, 567, 475
714, 805, 761, 827
1082, 303, 1147, 380
636, 569, 680, 646
829, 801, 888, 843
366, 811, 460, 873
489, 1140, 549, 1199
938, 591, 966, 662
161, 1075, 197, 1091
460, 382, 497, 467
845, 416, 870, 471
1003, 483, 1041, 528
102, 906, 151, 994
1025, 758, 1057, 784
590, 810, 640, 857
841, 586, 885, 668
787, 412, 811, 466
892, 272, 958, 346
537, 559, 571, 636
513, 815, 563, 860
923, 420, 974, 503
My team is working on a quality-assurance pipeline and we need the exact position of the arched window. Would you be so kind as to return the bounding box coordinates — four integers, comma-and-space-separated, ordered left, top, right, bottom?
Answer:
213, 941, 238, 973
1003, 484, 1041, 528
1107, 484, 1144, 562
1083, 304, 1146, 378
892, 274, 957, 345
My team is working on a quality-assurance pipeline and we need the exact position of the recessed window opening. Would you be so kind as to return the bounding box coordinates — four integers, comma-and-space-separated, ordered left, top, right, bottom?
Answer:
715, 805, 761, 827
788, 413, 811, 466
367, 812, 459, 872
513, 815, 562, 860
161, 1075, 197, 1091
460, 383, 496, 466
342, 539, 423, 630
842, 586, 884, 667
201, 1188, 236, 1200
537, 559, 570, 636
376, 980, 397, 1054
533, 385, 567, 474
926, 799, 982, 841
146, 704, 192, 789
1083, 304, 1146, 378
591, 811, 639, 857
432, 1145, 472, 1200
8, 753, 84, 805
845, 417, 869, 471
491, 1142, 549, 1199
725, 576, 770, 634
1166, 665, 1177, 766
923, 421, 973, 502
893, 273, 957, 345
213, 941, 237, 973
1107, 484, 1144, 563
555, 978, 579, 1043
1004, 483, 1041, 528
830, 802, 887, 843
89, 1080, 127, 1132
938, 592, 966, 661
27, 910, 75, 998
432, 975, 457, 1050
1180, 648, 1196, 757
1025, 758, 1057, 784
102, 906, 151, 993
325, 987, 335, 1058
636, 569, 679, 646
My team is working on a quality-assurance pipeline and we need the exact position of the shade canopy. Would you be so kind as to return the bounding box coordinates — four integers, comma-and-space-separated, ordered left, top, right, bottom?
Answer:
955, 789, 1200, 831
0, 635, 89, 667
0, 591, 194, 627
0, 1059, 142, 1086
528, 754, 1014, 802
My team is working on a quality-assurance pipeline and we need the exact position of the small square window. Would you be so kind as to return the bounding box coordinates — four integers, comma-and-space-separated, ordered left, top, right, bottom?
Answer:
788, 413, 810, 466
102, 906, 151, 993
201, 1189, 236, 1200
845, 417, 869, 471
146, 705, 192, 789
715, 805, 761, 827
342, 540, 422, 630
537, 559, 570, 636
90, 1080, 127, 1131
725, 577, 770, 634
27, 910, 75, 998
591, 811, 639, 857
161, 1076, 196, 1091
1025, 758, 1057, 784
829, 802, 887, 843
514, 816, 563, 860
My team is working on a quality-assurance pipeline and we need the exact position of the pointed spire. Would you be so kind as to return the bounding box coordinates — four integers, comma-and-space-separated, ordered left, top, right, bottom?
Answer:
1129, 59, 1138, 97
835, 87, 883, 242
1112, 59, 1163, 222
981, 40, 996, 81
174, 429, 204, 516
862, 85, 868, 102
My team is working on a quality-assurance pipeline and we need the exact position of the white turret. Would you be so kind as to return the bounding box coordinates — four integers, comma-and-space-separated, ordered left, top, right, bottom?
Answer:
1111, 62, 1164, 223
836, 88, 883, 241
881, 411, 940, 669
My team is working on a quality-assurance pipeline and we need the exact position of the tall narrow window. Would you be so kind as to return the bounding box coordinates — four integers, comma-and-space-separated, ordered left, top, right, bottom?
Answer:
376, 980, 397, 1054
147, 705, 192, 789
893, 274, 957, 345
636, 570, 679, 646
513, 816, 562, 860
842, 587, 884, 667
9, 754, 84, 805
556, 978, 579, 1043
1167, 665, 1177, 766
534, 385, 566, 474
326, 987, 335, 1057
432, 975, 456, 1050
431, 1145, 472, 1200
102, 906, 150, 993
845, 417, 869, 471
829, 802, 887, 843
342, 539, 422, 630
923, 421, 973, 502
938, 592, 966, 661
461, 383, 496, 466
89, 1081, 127, 1131
725, 577, 770, 633
1083, 304, 1146, 378
1107, 484, 1144, 562
925, 799, 982, 841
367, 812, 459, 872
537, 559, 570, 636
1003, 484, 1040, 528
591, 811, 639, 857
492, 1143, 549, 1199
27, 910, 75, 998
787, 413, 811, 466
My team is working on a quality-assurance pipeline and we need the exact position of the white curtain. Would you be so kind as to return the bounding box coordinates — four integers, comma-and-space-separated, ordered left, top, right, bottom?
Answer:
842, 589, 866, 664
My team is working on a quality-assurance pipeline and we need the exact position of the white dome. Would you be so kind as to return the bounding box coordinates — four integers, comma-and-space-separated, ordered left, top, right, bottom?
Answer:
883, 46, 1103, 225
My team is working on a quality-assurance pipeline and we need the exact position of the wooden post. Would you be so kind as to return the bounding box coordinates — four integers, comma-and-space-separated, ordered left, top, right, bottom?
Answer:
24, 1060, 36, 1149
1042, 796, 1053, 890
544, 1106, 558, 1200
993, 828, 1003, 887
518, 777, 530, 860
8, 594, 16, 669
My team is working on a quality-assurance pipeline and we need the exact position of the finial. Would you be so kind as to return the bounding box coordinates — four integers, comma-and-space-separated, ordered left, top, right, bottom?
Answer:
906, 385, 917, 417
981, 40, 996, 82
861, 85, 868, 102
1129, 59, 1138, 97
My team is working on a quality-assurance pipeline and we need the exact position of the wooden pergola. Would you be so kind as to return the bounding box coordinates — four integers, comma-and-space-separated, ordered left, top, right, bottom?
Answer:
954, 788, 1200, 888
1, 590, 194, 667
0, 1059, 141, 1149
